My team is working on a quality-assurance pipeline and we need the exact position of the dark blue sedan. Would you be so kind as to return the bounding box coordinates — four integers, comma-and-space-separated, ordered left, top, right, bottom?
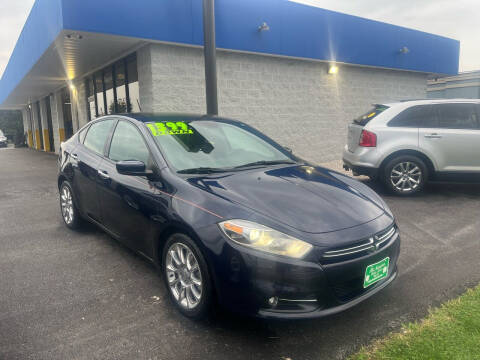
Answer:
57, 114, 400, 319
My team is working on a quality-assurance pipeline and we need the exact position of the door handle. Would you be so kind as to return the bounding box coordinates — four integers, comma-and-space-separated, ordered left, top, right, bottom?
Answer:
97, 170, 110, 179
71, 153, 78, 160
424, 133, 443, 139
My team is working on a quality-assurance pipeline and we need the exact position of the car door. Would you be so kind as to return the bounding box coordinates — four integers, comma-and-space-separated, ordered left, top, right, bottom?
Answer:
72, 119, 115, 223
96, 119, 158, 255
419, 103, 480, 172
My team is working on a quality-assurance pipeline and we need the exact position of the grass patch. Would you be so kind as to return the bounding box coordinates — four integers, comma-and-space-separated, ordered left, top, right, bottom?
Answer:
350, 284, 480, 360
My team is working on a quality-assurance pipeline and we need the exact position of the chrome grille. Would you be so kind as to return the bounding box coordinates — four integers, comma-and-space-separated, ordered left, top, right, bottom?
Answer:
321, 225, 397, 264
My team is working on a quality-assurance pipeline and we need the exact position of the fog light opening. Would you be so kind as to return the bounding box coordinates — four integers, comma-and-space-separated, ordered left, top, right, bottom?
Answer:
268, 296, 278, 308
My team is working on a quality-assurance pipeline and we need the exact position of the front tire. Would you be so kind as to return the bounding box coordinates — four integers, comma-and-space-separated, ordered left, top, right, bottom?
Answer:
162, 233, 213, 319
383, 155, 428, 195
59, 181, 83, 229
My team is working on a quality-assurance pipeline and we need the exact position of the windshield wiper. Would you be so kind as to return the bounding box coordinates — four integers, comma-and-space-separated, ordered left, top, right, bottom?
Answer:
233, 160, 297, 169
177, 167, 232, 174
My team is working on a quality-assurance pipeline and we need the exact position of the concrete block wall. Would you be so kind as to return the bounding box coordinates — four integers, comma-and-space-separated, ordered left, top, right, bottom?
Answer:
138, 44, 206, 114
139, 43, 427, 164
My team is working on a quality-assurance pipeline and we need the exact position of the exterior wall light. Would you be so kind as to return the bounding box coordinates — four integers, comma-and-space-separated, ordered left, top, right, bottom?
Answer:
65, 33, 83, 40
328, 64, 339, 75
258, 22, 270, 32
69, 84, 75, 91
399, 46, 410, 54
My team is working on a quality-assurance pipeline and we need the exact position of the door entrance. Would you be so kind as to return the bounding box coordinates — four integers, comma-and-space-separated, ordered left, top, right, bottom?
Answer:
35, 101, 44, 150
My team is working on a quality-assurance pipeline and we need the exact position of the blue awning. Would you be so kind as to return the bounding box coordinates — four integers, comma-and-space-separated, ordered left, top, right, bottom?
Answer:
0, 0, 460, 108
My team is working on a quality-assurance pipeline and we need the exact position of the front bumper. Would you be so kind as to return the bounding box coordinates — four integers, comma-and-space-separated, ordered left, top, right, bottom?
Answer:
0, 141, 7, 148
208, 227, 400, 320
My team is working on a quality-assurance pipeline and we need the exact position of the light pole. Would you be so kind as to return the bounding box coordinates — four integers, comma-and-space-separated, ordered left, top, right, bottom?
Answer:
202, 0, 218, 115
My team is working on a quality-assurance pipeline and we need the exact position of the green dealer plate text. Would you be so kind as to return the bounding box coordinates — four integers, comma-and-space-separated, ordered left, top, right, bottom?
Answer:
364, 257, 389, 288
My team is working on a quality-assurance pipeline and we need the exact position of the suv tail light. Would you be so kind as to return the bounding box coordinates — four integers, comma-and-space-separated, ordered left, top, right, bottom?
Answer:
359, 130, 377, 147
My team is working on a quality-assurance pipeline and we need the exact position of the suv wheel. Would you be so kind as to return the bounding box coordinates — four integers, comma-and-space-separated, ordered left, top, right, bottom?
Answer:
383, 155, 428, 195
162, 233, 212, 319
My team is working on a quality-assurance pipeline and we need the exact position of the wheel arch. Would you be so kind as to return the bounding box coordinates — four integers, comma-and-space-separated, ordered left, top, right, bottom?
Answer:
155, 222, 221, 305
58, 175, 67, 189
379, 149, 436, 178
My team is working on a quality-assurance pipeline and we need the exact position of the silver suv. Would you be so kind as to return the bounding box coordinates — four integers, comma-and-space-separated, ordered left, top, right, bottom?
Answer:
343, 99, 480, 195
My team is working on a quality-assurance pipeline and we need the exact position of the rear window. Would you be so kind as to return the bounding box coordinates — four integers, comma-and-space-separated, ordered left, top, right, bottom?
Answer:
353, 105, 389, 126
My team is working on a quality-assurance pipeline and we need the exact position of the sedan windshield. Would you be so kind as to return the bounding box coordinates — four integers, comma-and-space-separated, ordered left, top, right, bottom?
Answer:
145, 120, 294, 173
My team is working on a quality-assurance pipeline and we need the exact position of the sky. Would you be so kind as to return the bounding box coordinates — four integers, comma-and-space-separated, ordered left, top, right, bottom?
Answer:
0, 0, 479, 79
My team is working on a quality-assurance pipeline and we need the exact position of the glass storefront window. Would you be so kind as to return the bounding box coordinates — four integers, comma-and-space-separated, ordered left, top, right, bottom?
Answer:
95, 72, 106, 116
115, 61, 127, 113
127, 55, 140, 113
104, 68, 115, 114
86, 78, 96, 120
84, 52, 139, 119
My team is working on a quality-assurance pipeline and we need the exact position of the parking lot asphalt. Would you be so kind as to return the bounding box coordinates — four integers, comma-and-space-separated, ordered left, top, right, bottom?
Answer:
1, 148, 479, 360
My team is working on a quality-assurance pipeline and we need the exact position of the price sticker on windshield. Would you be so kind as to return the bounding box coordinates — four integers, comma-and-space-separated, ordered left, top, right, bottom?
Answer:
147, 122, 193, 136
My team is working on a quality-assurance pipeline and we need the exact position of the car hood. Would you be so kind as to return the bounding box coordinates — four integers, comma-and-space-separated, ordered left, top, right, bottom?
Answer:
188, 165, 386, 233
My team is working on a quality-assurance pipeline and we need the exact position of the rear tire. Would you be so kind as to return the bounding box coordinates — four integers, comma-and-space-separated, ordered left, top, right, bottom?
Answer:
383, 155, 428, 196
59, 181, 83, 229
162, 233, 212, 319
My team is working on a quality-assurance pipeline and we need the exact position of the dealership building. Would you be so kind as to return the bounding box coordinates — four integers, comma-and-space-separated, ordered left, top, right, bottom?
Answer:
0, 0, 459, 163
428, 70, 480, 99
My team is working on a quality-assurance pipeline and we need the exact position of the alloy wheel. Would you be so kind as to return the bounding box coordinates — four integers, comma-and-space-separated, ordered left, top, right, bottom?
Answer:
165, 243, 203, 309
60, 185, 74, 225
390, 161, 422, 193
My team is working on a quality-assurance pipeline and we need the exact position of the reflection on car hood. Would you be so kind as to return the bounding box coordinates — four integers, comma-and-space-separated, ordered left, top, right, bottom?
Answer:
189, 165, 386, 234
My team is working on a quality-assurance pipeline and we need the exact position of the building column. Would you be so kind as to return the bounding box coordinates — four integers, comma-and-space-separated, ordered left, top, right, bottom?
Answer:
74, 79, 88, 128
70, 87, 80, 133
28, 106, 36, 148
137, 45, 154, 113
21, 108, 33, 148
39, 98, 51, 152
51, 90, 65, 152
31, 102, 42, 150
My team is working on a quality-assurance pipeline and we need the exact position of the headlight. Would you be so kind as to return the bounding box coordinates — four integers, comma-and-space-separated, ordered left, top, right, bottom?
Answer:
219, 219, 313, 259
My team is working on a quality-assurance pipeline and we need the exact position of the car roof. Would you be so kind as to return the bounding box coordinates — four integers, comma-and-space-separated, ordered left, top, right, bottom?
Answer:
380, 98, 480, 108
121, 113, 230, 123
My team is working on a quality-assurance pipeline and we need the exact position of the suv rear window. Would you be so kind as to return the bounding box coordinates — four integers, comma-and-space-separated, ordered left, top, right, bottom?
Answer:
388, 105, 438, 128
353, 105, 389, 126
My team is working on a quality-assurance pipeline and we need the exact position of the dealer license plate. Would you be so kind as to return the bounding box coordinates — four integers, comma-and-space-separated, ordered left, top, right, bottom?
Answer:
364, 257, 389, 288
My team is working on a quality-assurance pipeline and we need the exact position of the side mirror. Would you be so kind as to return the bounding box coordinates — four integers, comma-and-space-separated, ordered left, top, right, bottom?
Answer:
284, 146, 293, 153
116, 160, 153, 177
